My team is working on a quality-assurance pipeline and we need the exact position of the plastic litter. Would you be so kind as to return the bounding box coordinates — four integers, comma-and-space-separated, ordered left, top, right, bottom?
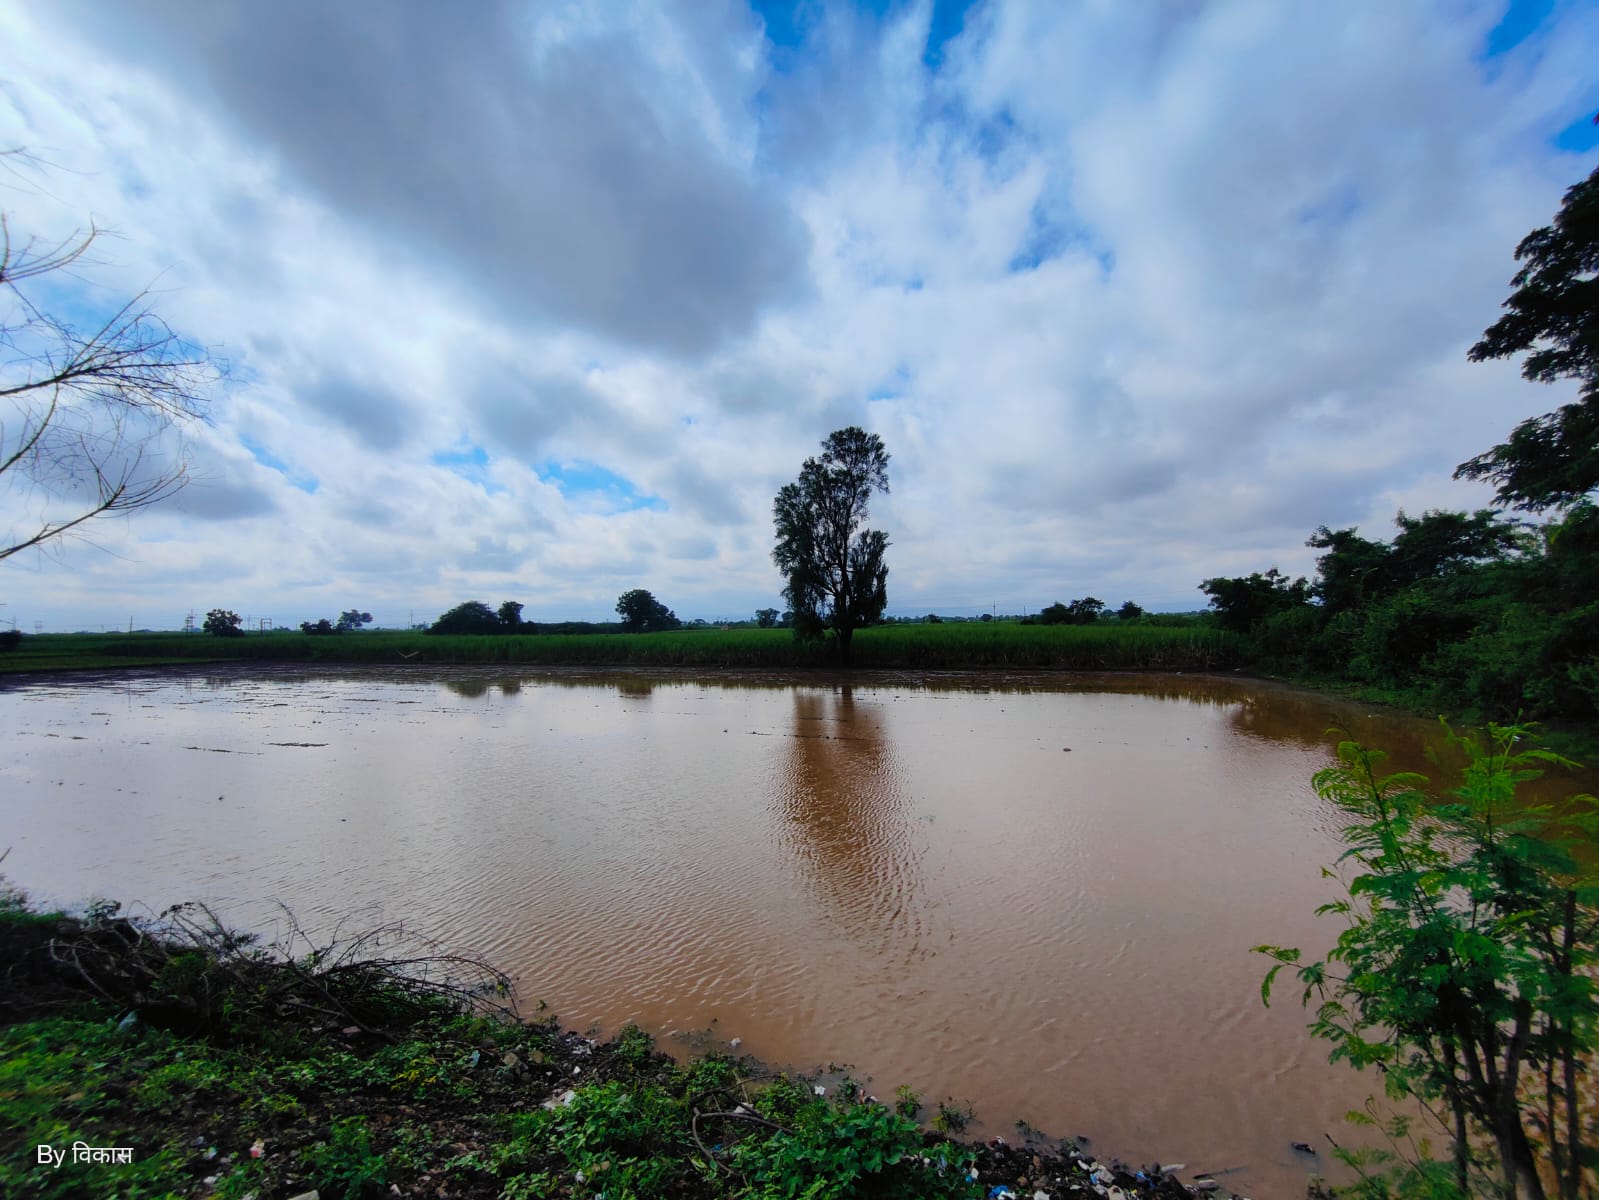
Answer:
988, 1188, 1016, 1199
541, 1089, 579, 1110
813, 1084, 827, 1096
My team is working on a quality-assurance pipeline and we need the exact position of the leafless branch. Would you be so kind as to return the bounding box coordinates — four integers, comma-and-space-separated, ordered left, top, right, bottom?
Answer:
2, 189, 214, 561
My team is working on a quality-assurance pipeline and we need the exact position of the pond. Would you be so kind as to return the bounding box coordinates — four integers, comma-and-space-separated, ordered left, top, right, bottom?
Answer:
6, 666, 1588, 1195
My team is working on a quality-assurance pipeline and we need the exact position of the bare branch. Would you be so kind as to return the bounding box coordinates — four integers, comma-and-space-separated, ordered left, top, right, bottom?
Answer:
2, 199, 213, 561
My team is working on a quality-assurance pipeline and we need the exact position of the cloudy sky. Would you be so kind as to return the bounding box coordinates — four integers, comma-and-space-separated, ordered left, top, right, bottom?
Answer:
2, 0, 1596, 631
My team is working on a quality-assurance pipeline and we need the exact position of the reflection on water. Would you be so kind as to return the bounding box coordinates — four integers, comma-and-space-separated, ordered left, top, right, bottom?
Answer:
5, 664, 1594, 1198
776, 689, 927, 957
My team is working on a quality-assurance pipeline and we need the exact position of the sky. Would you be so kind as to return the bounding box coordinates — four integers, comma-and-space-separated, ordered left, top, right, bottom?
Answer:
1, 0, 1597, 631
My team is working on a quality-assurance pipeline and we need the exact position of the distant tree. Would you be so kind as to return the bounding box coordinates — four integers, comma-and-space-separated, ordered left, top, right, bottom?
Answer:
772, 427, 891, 664
1116, 600, 1144, 621
0, 628, 23, 650
924, 613, 942, 624
1069, 597, 1104, 623
1039, 597, 1104, 625
615, 589, 679, 633
300, 618, 335, 635
497, 600, 524, 631
1198, 569, 1311, 633
755, 607, 780, 629
1458, 159, 1599, 511
428, 600, 500, 635
979, 612, 993, 622
335, 609, 373, 632
202, 608, 243, 638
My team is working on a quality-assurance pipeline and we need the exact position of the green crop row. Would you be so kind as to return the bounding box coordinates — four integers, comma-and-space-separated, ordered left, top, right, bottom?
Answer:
0, 623, 1242, 674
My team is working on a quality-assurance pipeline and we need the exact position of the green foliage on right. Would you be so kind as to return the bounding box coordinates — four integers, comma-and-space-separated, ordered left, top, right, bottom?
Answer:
1257, 724, 1599, 1199
1198, 505, 1598, 731
1458, 160, 1599, 512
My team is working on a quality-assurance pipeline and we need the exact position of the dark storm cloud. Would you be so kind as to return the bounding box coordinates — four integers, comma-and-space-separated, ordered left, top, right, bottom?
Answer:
57, 1, 810, 357
171, 476, 279, 521
469, 371, 597, 458
302, 373, 414, 453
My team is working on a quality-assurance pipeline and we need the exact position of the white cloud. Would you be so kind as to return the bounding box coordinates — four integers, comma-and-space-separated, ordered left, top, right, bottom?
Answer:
1, 0, 1594, 629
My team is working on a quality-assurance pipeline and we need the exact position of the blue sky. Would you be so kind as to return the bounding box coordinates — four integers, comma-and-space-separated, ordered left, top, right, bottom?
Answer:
1, 0, 1597, 629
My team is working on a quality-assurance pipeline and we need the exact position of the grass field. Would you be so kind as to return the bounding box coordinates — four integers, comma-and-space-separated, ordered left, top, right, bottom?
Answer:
0, 621, 1242, 675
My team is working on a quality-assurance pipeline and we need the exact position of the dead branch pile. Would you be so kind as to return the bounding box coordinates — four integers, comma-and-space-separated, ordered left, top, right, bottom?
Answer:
0, 898, 517, 1039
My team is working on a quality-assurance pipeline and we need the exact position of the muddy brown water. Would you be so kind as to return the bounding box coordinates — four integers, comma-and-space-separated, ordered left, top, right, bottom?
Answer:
5, 666, 1593, 1197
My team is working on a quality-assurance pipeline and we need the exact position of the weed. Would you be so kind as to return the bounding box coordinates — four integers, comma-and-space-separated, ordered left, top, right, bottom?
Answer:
932, 1098, 973, 1135
893, 1084, 921, 1120
300, 1116, 388, 1200
615, 1021, 655, 1068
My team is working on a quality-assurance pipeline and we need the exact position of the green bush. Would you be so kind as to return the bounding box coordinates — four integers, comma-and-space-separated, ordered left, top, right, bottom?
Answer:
1258, 724, 1599, 1199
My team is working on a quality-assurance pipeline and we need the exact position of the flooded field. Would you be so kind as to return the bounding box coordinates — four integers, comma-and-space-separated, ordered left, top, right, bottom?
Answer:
6, 666, 1589, 1196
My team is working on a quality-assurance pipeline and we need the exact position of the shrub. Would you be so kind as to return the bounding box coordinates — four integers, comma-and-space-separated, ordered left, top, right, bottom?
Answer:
1258, 724, 1599, 1199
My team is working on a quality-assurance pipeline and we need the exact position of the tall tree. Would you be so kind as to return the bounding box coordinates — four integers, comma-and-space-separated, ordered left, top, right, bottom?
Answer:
1458, 157, 1599, 511
772, 427, 890, 664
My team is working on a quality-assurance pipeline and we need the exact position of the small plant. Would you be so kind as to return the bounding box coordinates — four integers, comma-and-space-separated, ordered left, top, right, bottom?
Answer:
0, 849, 28, 914
615, 1022, 655, 1068
301, 1116, 388, 1200
893, 1083, 921, 1120
931, 1098, 972, 1135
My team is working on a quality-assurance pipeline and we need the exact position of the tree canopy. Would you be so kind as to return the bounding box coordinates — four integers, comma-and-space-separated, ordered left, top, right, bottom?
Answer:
1457, 159, 1599, 511
772, 427, 890, 664
428, 601, 501, 635
1037, 597, 1105, 625
1198, 568, 1311, 633
615, 589, 679, 633
202, 609, 243, 638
